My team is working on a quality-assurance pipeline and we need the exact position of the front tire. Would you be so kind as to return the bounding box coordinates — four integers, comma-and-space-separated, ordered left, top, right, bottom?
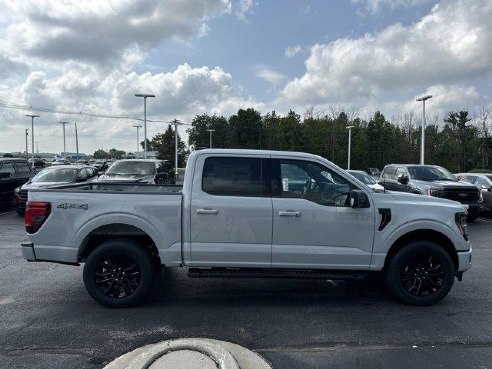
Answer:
83, 239, 154, 308
386, 241, 455, 306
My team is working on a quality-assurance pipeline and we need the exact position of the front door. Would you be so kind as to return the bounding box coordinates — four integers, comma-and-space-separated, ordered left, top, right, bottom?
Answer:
271, 158, 375, 270
190, 155, 272, 267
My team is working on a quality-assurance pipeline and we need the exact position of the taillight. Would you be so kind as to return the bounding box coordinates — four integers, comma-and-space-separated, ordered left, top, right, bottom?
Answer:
25, 201, 51, 234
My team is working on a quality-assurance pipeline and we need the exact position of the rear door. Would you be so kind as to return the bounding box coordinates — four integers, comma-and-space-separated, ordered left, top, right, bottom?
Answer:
189, 155, 273, 267
271, 158, 375, 270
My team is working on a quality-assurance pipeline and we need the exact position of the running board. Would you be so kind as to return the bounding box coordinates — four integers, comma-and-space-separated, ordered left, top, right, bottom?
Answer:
188, 268, 367, 280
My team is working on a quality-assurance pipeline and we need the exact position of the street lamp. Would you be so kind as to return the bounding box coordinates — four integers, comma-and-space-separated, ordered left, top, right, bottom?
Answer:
416, 94, 432, 165
171, 119, 184, 182
346, 125, 354, 170
59, 121, 70, 156
135, 93, 155, 159
25, 129, 29, 159
133, 125, 142, 157
207, 129, 215, 148
25, 114, 39, 168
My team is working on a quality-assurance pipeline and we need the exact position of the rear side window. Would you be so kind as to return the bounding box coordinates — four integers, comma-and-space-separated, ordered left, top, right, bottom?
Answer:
202, 157, 266, 197
15, 162, 31, 174
0, 163, 16, 175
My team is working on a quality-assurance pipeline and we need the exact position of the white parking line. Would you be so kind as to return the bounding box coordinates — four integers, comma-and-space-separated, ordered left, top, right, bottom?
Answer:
477, 218, 492, 224
0, 210, 14, 217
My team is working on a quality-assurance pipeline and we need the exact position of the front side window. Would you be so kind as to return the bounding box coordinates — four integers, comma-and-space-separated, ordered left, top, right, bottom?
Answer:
31, 168, 78, 183
202, 157, 266, 197
276, 160, 352, 206
382, 166, 395, 179
395, 167, 407, 179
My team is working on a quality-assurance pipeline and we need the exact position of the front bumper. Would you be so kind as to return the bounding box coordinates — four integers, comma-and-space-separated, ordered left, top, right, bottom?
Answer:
457, 247, 472, 272
21, 242, 36, 261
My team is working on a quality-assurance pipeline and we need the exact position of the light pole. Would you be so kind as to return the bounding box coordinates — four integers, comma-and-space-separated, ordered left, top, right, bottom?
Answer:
346, 125, 354, 170
135, 94, 155, 159
133, 125, 142, 157
207, 129, 215, 148
25, 114, 39, 168
59, 121, 70, 156
171, 119, 184, 182
25, 129, 29, 159
416, 94, 432, 165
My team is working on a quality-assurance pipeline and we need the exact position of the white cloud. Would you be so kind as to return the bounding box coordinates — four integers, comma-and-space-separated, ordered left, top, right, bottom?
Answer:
285, 45, 303, 58
352, 0, 433, 14
255, 66, 287, 86
235, 0, 257, 21
1, 0, 231, 65
280, 0, 492, 112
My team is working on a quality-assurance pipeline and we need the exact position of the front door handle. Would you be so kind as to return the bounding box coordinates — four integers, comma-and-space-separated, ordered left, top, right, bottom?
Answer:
196, 209, 219, 215
279, 211, 301, 217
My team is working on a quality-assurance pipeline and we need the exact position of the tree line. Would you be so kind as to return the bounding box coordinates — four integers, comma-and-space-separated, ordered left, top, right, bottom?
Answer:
94, 107, 492, 173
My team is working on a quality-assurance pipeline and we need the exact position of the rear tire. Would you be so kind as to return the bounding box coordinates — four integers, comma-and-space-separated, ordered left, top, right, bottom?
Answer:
83, 239, 154, 308
386, 241, 455, 306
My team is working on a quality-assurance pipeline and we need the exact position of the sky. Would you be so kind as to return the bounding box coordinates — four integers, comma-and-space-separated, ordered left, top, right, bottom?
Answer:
0, 0, 491, 155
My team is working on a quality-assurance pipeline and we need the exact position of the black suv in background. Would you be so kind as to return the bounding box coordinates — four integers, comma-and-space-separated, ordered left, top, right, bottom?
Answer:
0, 158, 33, 209
379, 164, 482, 221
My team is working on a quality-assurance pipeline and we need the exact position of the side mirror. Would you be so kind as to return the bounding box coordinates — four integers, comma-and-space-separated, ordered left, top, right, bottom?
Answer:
155, 173, 168, 184
397, 174, 409, 185
350, 190, 370, 208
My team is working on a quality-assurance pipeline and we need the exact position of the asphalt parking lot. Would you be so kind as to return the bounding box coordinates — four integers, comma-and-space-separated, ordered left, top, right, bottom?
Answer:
0, 210, 491, 369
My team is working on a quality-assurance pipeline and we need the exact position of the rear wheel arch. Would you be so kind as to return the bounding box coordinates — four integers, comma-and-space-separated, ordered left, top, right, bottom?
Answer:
78, 223, 160, 266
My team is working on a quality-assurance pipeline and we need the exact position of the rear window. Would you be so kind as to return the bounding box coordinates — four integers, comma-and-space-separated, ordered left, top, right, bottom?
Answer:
202, 157, 264, 197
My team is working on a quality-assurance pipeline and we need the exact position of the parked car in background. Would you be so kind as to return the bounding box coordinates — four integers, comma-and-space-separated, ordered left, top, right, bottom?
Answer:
52, 158, 72, 166
92, 159, 109, 172
455, 173, 492, 213
28, 158, 45, 169
347, 170, 385, 192
13, 165, 99, 215
96, 159, 175, 184
379, 164, 482, 221
367, 167, 381, 179
0, 158, 33, 208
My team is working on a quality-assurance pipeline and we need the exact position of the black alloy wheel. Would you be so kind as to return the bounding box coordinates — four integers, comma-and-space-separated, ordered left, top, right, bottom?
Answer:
386, 241, 455, 306
83, 239, 154, 308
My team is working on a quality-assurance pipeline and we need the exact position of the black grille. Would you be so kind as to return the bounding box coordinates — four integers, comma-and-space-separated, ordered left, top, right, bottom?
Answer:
440, 188, 479, 202
18, 190, 28, 201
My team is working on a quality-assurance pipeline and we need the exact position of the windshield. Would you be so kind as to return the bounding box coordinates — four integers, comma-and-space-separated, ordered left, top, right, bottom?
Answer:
407, 166, 456, 181
486, 175, 492, 182
349, 171, 376, 184
106, 161, 156, 176
31, 168, 77, 183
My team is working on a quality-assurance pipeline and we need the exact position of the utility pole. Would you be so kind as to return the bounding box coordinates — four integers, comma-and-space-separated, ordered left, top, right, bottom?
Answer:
171, 119, 184, 182
135, 94, 155, 159
207, 129, 215, 148
36, 141, 39, 155
25, 114, 40, 168
25, 129, 29, 159
59, 121, 70, 156
346, 126, 354, 170
416, 95, 432, 165
133, 125, 142, 157
75, 123, 79, 158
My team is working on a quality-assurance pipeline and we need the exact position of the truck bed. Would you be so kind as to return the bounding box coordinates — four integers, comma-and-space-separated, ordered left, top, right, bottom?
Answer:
36, 181, 183, 194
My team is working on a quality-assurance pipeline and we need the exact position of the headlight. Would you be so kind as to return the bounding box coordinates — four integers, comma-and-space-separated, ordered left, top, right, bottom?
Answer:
14, 187, 20, 193
455, 212, 468, 241
479, 190, 483, 202
427, 188, 440, 197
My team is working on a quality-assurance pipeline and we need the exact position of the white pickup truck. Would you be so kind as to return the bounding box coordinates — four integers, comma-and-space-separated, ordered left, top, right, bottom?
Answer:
21, 149, 472, 307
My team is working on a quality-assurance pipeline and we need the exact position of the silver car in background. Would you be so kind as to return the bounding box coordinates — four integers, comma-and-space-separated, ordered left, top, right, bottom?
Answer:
455, 173, 492, 213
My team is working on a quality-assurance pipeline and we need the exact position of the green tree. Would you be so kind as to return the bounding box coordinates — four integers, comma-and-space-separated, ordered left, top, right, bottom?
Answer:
444, 111, 474, 171
152, 126, 187, 167
140, 139, 154, 151
187, 114, 230, 149
108, 148, 126, 159
93, 149, 109, 159
229, 108, 263, 149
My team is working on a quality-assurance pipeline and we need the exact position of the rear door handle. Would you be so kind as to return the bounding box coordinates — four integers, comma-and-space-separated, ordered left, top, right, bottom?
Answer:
279, 211, 301, 217
196, 209, 219, 215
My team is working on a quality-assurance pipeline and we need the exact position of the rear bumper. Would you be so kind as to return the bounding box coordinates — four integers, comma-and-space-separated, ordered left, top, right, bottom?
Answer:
21, 242, 36, 261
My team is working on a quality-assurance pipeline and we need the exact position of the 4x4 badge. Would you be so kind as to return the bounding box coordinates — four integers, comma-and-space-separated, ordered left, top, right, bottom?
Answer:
57, 203, 88, 210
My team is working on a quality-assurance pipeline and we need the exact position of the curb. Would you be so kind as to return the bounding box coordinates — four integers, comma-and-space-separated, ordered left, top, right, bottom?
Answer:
104, 338, 272, 369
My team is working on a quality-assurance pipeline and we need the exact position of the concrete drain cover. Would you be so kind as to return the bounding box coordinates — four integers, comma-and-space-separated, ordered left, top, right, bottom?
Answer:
104, 338, 272, 369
